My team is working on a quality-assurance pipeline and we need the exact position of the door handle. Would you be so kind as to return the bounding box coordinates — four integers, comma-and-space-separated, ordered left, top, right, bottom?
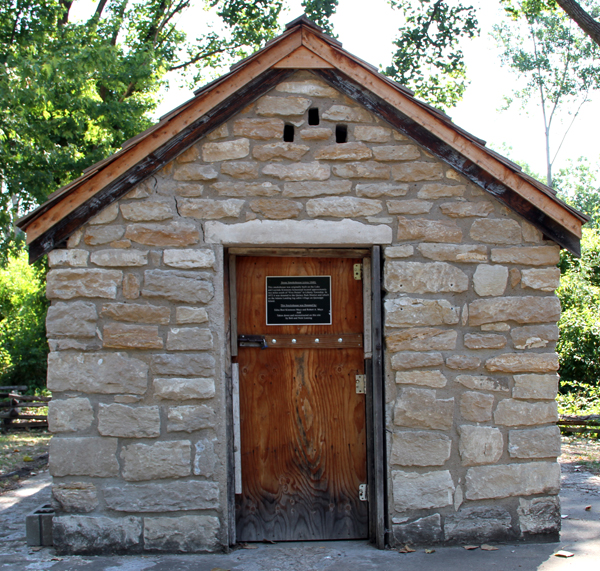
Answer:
238, 334, 268, 349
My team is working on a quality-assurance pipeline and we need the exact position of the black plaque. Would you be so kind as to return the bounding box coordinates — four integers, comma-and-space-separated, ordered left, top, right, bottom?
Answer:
266, 276, 332, 325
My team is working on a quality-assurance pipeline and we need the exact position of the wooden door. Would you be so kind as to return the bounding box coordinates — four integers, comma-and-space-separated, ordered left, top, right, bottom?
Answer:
235, 256, 368, 542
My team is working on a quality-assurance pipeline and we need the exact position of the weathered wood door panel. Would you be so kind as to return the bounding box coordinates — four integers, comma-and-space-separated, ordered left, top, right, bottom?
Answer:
235, 256, 368, 541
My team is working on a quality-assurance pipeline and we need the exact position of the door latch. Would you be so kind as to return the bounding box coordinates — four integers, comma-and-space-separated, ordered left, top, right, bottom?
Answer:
359, 484, 368, 502
238, 334, 268, 349
353, 263, 362, 280
355, 374, 366, 394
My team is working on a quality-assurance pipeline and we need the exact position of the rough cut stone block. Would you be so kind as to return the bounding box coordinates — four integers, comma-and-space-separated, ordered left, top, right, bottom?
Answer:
470, 219, 522, 244
385, 245, 414, 258
120, 200, 174, 222
90, 250, 147, 267
390, 432, 451, 466
440, 202, 494, 217
48, 398, 94, 433
256, 95, 311, 116
121, 441, 191, 481
511, 325, 559, 350
103, 481, 218, 512
417, 183, 464, 198
163, 249, 216, 269
418, 243, 487, 263
282, 180, 351, 197
315, 142, 372, 160
386, 328, 457, 351
47, 269, 122, 300
392, 469, 454, 511
482, 322, 511, 331
455, 375, 509, 393
393, 163, 444, 182
473, 264, 508, 296
52, 483, 98, 513
100, 303, 169, 324
385, 261, 468, 294
177, 198, 244, 219
458, 425, 503, 466
356, 183, 408, 198
194, 438, 217, 477
508, 426, 561, 459
84, 225, 125, 246
394, 387, 454, 430
46, 301, 97, 338
48, 352, 148, 394
173, 164, 218, 181
485, 353, 559, 373
263, 162, 330, 181
250, 198, 303, 219
522, 222, 544, 243
233, 118, 284, 139
52, 516, 142, 555
97, 404, 160, 438
48, 249, 89, 267
397, 217, 462, 243
299, 127, 332, 140
212, 181, 281, 197
391, 352, 444, 370
385, 298, 459, 327
151, 354, 215, 377
306, 197, 382, 217
175, 307, 209, 324
469, 296, 561, 326
89, 203, 119, 225
153, 377, 215, 400
143, 516, 219, 552
494, 399, 558, 426
392, 515, 443, 546
460, 391, 494, 422
465, 462, 560, 500
103, 323, 163, 349
513, 373, 558, 400
175, 145, 200, 163
387, 200, 432, 214
221, 161, 259, 179
202, 138, 249, 162
122, 274, 140, 300
446, 355, 481, 370
167, 405, 216, 432
373, 145, 420, 161
49, 438, 119, 477
521, 268, 561, 291
166, 328, 213, 351
276, 79, 338, 97
142, 270, 213, 304
518, 497, 561, 535
332, 161, 390, 179
490, 246, 560, 266
253, 142, 310, 161
322, 105, 372, 122
445, 507, 512, 543
395, 370, 448, 388
124, 222, 200, 247
464, 333, 507, 350
353, 125, 391, 143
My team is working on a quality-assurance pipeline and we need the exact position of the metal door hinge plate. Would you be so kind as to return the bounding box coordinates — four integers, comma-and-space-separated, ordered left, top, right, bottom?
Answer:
353, 263, 362, 280
359, 484, 368, 502
355, 374, 366, 394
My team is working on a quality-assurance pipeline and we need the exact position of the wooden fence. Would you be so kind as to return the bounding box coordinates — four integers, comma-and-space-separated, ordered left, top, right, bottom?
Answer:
0, 386, 51, 432
558, 415, 600, 436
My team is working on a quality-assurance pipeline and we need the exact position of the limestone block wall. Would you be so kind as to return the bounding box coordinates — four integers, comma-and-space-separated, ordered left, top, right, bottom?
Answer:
45, 70, 562, 553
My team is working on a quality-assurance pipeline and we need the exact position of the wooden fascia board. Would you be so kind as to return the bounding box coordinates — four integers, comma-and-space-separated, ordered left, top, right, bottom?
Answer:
301, 30, 583, 239
23, 30, 304, 244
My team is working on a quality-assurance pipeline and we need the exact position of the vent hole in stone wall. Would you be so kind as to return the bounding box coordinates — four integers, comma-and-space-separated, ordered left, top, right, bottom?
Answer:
283, 124, 295, 142
308, 108, 320, 125
336, 125, 348, 143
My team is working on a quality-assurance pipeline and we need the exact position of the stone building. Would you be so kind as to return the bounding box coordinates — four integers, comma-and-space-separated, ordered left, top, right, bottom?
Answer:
18, 17, 587, 554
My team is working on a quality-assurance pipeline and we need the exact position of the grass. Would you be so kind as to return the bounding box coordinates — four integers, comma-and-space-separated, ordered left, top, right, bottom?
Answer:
560, 434, 600, 475
0, 431, 52, 492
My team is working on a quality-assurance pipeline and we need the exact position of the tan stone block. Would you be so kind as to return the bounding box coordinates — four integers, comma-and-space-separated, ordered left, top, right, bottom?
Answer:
481, 322, 511, 331
250, 198, 303, 219
46, 269, 122, 300
175, 307, 209, 324
202, 138, 249, 162
123, 274, 140, 299
120, 200, 174, 222
322, 105, 372, 122
352, 125, 391, 143
49, 438, 119, 477
253, 142, 310, 161
444, 506, 511, 543
103, 323, 163, 349
393, 163, 444, 183
522, 222, 543, 243
460, 391, 494, 422
142, 270, 214, 304
445, 169, 462, 181
220, 161, 259, 179
167, 405, 216, 432
355, 183, 406, 198
518, 496, 561, 535
89, 203, 119, 225
393, 130, 408, 141
392, 470, 454, 511
283, 180, 351, 197
384, 261, 468, 294
173, 164, 219, 181
299, 127, 332, 140
233, 118, 284, 139
110, 240, 131, 249
385, 298, 459, 327
46, 301, 97, 337
394, 387, 454, 430
331, 161, 390, 179
263, 162, 330, 181
511, 324, 558, 350
256, 95, 311, 116
465, 462, 560, 500
397, 217, 462, 243
464, 333, 507, 350
48, 398, 94, 433
101, 303, 170, 324
163, 249, 216, 269
153, 377, 215, 400
121, 441, 191, 481
53, 515, 142, 552
491, 246, 561, 266
175, 145, 200, 163
494, 399, 558, 426
166, 327, 213, 351
446, 355, 481, 370
52, 483, 98, 513
418, 243, 487, 263
48, 249, 89, 267
143, 515, 219, 552
177, 198, 244, 219
395, 370, 448, 388
473, 265, 508, 296
315, 142, 372, 161
306, 197, 382, 217
485, 353, 559, 373
455, 374, 510, 393
124, 221, 200, 247
468, 296, 561, 326
470, 219, 522, 244
509, 426, 561, 458
391, 431, 451, 466
386, 328, 457, 351
521, 268, 561, 291
373, 145, 420, 161
513, 374, 559, 399
206, 123, 228, 140
391, 351, 444, 370
510, 268, 521, 287
387, 200, 433, 214
276, 79, 338, 97
126, 182, 152, 199
175, 183, 204, 197
90, 249, 147, 267
458, 425, 503, 466
384, 245, 414, 258
98, 404, 160, 438
440, 202, 494, 218
84, 225, 125, 246
417, 183, 464, 198
212, 181, 281, 197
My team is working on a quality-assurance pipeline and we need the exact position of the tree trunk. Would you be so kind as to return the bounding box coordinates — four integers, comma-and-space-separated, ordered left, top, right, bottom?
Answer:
556, 0, 600, 47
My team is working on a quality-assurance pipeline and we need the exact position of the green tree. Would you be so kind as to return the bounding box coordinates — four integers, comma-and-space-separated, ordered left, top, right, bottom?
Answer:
555, 156, 600, 228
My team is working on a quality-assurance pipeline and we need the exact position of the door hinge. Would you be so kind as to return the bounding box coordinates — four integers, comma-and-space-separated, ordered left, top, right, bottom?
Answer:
355, 374, 366, 394
353, 263, 362, 280
359, 484, 368, 502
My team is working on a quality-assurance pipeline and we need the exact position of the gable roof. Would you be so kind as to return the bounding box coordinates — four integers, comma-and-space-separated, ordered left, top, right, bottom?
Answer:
18, 15, 588, 261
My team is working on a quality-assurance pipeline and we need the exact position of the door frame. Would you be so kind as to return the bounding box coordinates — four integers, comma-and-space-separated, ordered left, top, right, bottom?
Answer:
224, 246, 386, 548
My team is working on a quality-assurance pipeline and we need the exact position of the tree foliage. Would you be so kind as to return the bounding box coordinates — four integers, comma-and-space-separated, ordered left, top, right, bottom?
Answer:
555, 156, 600, 228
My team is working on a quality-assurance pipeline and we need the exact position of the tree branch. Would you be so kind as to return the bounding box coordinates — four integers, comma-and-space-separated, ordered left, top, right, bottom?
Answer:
556, 0, 600, 48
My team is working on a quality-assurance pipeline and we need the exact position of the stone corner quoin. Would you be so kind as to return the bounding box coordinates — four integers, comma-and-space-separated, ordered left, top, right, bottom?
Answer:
44, 71, 564, 554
